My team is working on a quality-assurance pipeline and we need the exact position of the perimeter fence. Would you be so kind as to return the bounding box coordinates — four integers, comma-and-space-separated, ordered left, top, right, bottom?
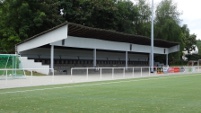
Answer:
0, 66, 201, 89
71, 67, 151, 81
70, 66, 201, 80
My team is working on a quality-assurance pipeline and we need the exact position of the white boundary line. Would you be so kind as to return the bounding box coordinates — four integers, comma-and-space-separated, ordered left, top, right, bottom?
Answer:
0, 73, 200, 95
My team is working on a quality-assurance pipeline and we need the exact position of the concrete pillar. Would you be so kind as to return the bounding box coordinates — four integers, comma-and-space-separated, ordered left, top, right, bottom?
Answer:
93, 48, 96, 67
125, 51, 128, 68
51, 45, 54, 69
149, 53, 151, 67
166, 54, 169, 66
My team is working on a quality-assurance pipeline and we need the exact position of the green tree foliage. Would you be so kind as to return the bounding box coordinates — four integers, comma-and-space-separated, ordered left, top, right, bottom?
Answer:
60, 0, 118, 30
135, 0, 151, 36
115, 0, 138, 34
155, 0, 181, 41
196, 40, 201, 56
0, 0, 63, 53
154, 0, 182, 63
154, 0, 197, 63
60, 0, 150, 35
180, 24, 196, 54
180, 24, 190, 48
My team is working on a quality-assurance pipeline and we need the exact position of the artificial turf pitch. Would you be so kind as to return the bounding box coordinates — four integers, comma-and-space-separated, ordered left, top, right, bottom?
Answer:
0, 74, 201, 113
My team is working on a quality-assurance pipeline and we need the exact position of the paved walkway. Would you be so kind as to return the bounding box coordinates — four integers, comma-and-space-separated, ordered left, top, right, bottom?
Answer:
1, 71, 200, 89
0, 72, 156, 89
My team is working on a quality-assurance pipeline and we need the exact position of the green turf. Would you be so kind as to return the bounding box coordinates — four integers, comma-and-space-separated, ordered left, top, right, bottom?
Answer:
0, 74, 201, 113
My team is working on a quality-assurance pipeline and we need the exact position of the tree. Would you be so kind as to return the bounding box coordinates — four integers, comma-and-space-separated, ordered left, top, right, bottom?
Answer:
115, 0, 138, 34
0, 0, 63, 53
196, 40, 201, 56
181, 24, 197, 53
60, 0, 140, 34
154, 0, 183, 63
60, 0, 118, 30
155, 0, 181, 40
154, 0, 197, 63
135, 0, 151, 36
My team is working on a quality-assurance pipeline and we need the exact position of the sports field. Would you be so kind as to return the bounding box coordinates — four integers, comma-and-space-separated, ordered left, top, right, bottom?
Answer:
0, 73, 201, 113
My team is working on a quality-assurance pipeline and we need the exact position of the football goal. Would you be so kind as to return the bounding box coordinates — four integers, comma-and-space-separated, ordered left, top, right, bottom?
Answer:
0, 54, 25, 79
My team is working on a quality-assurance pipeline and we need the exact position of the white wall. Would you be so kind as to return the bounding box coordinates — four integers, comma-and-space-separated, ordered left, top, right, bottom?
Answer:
52, 36, 172, 54
19, 57, 50, 75
52, 36, 130, 51
168, 45, 180, 54
17, 25, 68, 52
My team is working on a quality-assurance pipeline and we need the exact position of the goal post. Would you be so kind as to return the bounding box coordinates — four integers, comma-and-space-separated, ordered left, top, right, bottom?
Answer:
0, 54, 25, 79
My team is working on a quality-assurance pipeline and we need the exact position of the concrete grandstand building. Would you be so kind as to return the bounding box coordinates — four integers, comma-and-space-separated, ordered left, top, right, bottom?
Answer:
16, 22, 179, 74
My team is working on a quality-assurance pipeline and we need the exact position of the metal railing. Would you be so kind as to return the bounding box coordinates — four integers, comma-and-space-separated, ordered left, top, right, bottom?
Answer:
70, 66, 201, 79
0, 66, 201, 89
71, 67, 151, 80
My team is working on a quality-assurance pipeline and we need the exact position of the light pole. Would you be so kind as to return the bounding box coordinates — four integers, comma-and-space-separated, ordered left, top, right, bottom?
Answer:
151, 0, 154, 73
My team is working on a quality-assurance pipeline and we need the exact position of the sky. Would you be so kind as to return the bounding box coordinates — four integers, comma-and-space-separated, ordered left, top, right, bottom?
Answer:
131, 0, 201, 40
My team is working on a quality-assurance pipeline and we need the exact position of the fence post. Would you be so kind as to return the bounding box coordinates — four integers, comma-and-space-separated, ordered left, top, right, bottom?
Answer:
6, 69, 8, 84
100, 68, 102, 80
71, 68, 73, 75
123, 67, 125, 78
149, 67, 150, 76
52, 68, 55, 76
71, 68, 73, 82
51, 68, 54, 83
112, 68, 114, 79
23, 68, 26, 77
86, 68, 88, 80
197, 66, 199, 73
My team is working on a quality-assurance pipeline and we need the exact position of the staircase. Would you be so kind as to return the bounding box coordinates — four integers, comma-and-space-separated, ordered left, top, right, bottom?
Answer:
19, 57, 50, 75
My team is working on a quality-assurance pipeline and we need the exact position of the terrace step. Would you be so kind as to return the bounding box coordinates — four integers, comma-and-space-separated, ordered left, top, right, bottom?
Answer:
19, 57, 50, 75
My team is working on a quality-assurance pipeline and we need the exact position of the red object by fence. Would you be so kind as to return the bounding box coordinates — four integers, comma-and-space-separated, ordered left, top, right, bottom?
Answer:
168, 67, 180, 73
173, 67, 180, 72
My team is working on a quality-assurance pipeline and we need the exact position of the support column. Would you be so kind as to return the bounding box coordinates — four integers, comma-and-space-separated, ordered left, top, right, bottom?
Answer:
149, 53, 151, 67
51, 45, 54, 70
125, 51, 128, 68
166, 54, 169, 66
93, 48, 96, 67
150, 0, 154, 73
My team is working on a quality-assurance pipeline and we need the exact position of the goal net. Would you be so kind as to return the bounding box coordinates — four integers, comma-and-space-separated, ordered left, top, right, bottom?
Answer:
0, 54, 25, 79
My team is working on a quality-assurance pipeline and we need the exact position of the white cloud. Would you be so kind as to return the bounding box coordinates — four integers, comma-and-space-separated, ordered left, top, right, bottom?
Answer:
175, 0, 201, 39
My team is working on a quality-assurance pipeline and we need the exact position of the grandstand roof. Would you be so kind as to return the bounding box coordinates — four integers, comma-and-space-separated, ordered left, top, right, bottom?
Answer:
17, 22, 179, 48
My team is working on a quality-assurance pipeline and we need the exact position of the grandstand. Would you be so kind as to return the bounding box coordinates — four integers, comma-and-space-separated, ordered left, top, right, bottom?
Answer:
15, 22, 180, 75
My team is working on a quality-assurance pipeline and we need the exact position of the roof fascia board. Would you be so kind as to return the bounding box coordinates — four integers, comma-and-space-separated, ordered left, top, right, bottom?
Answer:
17, 24, 68, 53
52, 36, 169, 54
52, 36, 130, 51
168, 45, 180, 53
132, 44, 168, 54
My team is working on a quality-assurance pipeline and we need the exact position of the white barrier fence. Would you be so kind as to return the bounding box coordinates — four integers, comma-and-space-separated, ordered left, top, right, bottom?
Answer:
70, 66, 201, 81
0, 66, 201, 89
71, 67, 151, 80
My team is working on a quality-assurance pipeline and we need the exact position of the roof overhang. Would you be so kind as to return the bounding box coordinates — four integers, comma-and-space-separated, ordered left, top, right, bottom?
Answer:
16, 22, 179, 53
67, 22, 179, 48
16, 23, 68, 52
